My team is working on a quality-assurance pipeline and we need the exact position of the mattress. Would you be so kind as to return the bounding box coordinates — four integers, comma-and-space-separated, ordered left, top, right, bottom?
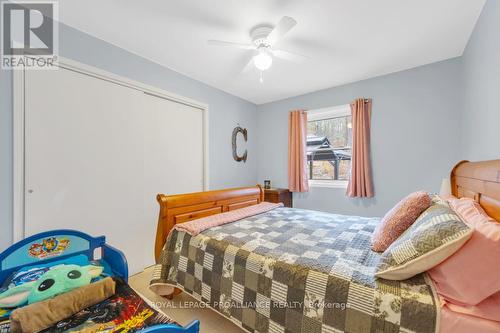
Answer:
151, 207, 439, 333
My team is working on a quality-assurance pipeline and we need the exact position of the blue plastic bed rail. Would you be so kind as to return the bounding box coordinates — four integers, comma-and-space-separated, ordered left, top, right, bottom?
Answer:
0, 229, 128, 283
141, 320, 200, 333
0, 229, 200, 333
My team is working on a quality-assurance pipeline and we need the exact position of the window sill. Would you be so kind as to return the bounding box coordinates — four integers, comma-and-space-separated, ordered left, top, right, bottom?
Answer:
309, 180, 348, 189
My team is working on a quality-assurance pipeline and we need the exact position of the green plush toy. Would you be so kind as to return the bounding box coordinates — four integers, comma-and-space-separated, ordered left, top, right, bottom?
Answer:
0, 264, 103, 308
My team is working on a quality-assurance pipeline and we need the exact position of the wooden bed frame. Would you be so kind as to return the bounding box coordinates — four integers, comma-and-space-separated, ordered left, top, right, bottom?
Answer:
451, 159, 500, 221
154, 185, 264, 261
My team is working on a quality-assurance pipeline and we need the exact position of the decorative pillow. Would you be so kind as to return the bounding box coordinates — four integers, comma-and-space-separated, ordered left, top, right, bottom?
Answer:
428, 198, 500, 305
449, 197, 495, 224
0, 264, 103, 308
375, 202, 473, 280
372, 191, 431, 252
10, 277, 116, 333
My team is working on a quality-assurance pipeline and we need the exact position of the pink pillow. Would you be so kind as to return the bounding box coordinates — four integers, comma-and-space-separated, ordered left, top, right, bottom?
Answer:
371, 191, 431, 252
449, 197, 494, 225
429, 198, 500, 305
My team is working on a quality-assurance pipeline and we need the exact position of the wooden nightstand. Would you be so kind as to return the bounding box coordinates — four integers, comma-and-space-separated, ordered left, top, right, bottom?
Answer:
263, 188, 293, 207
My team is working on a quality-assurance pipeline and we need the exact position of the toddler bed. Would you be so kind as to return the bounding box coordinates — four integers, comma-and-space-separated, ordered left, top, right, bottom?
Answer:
0, 229, 199, 333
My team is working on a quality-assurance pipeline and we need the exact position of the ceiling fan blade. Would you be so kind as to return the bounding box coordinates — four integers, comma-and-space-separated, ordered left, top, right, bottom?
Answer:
272, 49, 309, 62
207, 40, 255, 50
267, 16, 297, 46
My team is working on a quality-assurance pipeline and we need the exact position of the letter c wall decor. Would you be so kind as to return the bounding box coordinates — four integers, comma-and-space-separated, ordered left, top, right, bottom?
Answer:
232, 126, 247, 162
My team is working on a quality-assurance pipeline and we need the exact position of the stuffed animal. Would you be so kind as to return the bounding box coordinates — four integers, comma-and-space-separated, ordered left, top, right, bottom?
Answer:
0, 264, 103, 308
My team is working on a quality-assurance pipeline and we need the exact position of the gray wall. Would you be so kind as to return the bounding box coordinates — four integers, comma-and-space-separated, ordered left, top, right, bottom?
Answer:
461, 0, 500, 161
257, 59, 462, 217
0, 23, 258, 250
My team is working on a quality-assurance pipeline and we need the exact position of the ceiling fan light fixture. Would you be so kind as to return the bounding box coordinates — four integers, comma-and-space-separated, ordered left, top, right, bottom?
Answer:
254, 50, 272, 71
207, 16, 305, 81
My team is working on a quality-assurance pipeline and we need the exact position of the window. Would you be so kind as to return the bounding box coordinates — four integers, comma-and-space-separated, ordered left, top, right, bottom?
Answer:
307, 105, 352, 187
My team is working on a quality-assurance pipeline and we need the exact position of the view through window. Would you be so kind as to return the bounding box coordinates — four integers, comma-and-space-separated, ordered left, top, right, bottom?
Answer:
307, 106, 352, 181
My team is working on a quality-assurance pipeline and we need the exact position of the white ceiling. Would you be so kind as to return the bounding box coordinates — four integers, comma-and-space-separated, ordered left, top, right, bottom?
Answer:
58, 0, 485, 104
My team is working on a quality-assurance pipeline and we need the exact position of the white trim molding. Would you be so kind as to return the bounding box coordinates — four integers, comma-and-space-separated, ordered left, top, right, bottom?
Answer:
307, 104, 351, 189
12, 68, 25, 242
309, 179, 349, 189
13, 56, 210, 241
307, 104, 351, 121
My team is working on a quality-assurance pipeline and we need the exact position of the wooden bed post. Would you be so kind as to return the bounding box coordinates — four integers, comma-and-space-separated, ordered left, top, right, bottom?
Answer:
450, 160, 469, 198
450, 159, 500, 221
154, 194, 170, 263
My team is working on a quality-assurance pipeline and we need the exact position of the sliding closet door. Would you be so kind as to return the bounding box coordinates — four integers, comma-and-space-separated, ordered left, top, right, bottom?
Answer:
24, 66, 204, 273
142, 93, 204, 231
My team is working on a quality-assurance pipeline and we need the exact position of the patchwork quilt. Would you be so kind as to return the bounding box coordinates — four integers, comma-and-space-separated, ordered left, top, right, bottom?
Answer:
151, 207, 439, 333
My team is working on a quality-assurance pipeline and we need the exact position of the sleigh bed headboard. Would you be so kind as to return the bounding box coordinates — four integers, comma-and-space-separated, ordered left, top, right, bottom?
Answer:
154, 186, 264, 261
451, 159, 500, 222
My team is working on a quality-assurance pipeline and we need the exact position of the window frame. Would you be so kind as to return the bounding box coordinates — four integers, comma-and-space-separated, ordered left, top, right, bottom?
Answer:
307, 104, 351, 189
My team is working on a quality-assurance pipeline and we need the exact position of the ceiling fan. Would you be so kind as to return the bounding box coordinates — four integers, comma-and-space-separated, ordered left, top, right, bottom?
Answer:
207, 16, 308, 82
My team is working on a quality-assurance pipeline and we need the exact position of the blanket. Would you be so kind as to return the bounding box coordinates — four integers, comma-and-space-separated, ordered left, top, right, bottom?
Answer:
151, 207, 439, 333
174, 202, 283, 236
0, 277, 177, 332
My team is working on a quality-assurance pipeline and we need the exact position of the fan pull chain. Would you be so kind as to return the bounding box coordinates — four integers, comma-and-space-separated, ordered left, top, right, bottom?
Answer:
260, 71, 264, 83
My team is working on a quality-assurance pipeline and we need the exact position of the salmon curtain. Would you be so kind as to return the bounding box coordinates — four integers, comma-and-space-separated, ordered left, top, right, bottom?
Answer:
347, 98, 374, 198
288, 110, 309, 192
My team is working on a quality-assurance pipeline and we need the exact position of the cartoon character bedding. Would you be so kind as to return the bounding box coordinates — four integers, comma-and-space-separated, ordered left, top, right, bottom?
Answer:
0, 261, 175, 332
39, 277, 174, 332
